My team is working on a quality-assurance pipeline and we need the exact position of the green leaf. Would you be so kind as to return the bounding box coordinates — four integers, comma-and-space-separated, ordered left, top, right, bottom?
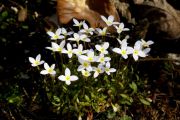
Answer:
139, 98, 151, 105
53, 96, 60, 102
22, 25, 29, 29
129, 82, 137, 93
120, 94, 129, 99
85, 95, 90, 102
120, 115, 132, 120
1, 11, 8, 18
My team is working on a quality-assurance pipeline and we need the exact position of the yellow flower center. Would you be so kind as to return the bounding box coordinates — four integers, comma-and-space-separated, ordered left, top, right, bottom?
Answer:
88, 57, 93, 61
78, 51, 82, 55
35, 61, 40, 65
107, 21, 112, 25
83, 62, 89, 67
65, 76, 70, 81
134, 50, 139, 55
121, 50, 126, 55
100, 48, 105, 52
97, 68, 101, 73
48, 68, 53, 73
57, 48, 62, 52
100, 57, 105, 62
105, 68, 109, 72
53, 34, 59, 39
83, 71, 89, 77
68, 50, 73, 54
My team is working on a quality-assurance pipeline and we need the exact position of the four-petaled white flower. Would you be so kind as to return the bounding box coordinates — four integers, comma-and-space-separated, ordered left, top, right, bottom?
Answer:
68, 33, 81, 43
68, 33, 90, 43
96, 27, 108, 36
79, 50, 97, 62
46, 41, 66, 53
97, 54, 111, 64
81, 70, 91, 77
73, 18, 84, 28
112, 40, 132, 59
58, 68, 78, 85
73, 44, 88, 56
80, 34, 91, 42
116, 36, 129, 46
61, 27, 74, 36
128, 41, 146, 61
40, 63, 56, 75
114, 23, 129, 34
77, 58, 92, 72
92, 64, 104, 78
29, 54, 44, 67
101, 15, 119, 26
138, 39, 154, 48
104, 62, 116, 75
47, 28, 65, 40
95, 42, 109, 54
62, 43, 74, 58
79, 22, 94, 35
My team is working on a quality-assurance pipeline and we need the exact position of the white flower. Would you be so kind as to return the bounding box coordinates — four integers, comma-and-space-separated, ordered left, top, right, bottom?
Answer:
29, 54, 44, 67
80, 34, 91, 42
97, 54, 111, 64
73, 44, 88, 56
77, 57, 92, 71
128, 41, 146, 61
101, 15, 119, 26
95, 42, 109, 54
104, 62, 116, 75
116, 36, 129, 46
79, 50, 97, 62
111, 103, 120, 112
112, 40, 132, 59
68, 33, 81, 43
62, 43, 74, 58
139, 39, 154, 48
58, 68, 78, 85
73, 18, 84, 28
46, 41, 65, 53
40, 63, 56, 75
96, 27, 108, 36
114, 23, 129, 34
68, 33, 90, 43
92, 64, 104, 78
81, 70, 91, 77
61, 27, 73, 36
47, 28, 65, 40
79, 22, 94, 35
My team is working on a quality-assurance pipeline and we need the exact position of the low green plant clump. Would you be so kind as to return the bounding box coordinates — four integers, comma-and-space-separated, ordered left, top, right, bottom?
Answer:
28, 16, 154, 119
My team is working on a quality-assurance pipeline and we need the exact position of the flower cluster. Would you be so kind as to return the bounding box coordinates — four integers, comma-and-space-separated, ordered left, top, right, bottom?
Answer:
29, 15, 154, 85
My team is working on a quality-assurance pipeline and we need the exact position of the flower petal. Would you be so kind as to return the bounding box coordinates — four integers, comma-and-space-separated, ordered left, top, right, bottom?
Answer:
29, 57, 35, 63
58, 75, 66, 81
65, 68, 71, 76
70, 76, 78, 81
65, 81, 71, 85
40, 70, 48, 75
101, 15, 107, 22
47, 31, 54, 37
44, 63, 49, 70
56, 28, 61, 35
108, 15, 114, 22
36, 54, 41, 61
103, 42, 109, 49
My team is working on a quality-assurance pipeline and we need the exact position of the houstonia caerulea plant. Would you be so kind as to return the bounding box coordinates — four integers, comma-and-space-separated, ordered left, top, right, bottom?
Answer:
28, 15, 154, 119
